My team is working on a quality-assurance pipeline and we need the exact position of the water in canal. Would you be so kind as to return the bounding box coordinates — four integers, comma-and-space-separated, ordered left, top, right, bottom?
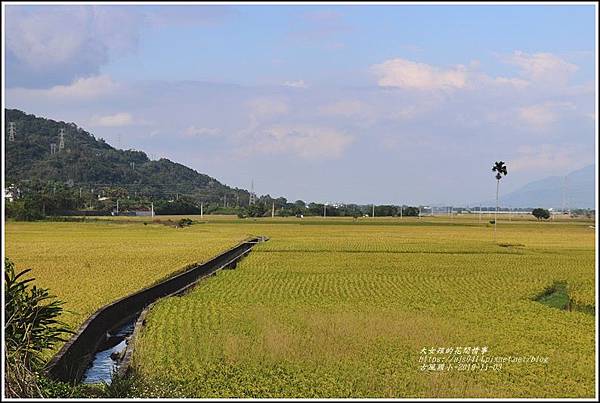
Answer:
81, 317, 137, 384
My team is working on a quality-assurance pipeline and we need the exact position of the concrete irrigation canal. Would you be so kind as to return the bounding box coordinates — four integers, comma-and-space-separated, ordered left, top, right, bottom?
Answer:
45, 236, 268, 384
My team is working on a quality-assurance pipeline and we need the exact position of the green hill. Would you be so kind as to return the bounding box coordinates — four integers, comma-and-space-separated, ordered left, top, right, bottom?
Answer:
4, 109, 250, 204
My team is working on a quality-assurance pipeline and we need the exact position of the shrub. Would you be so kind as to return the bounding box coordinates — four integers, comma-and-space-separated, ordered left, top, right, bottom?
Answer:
4, 258, 73, 397
5, 200, 45, 221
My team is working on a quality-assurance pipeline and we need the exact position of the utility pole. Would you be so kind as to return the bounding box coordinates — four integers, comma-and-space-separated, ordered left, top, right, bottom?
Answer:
479, 205, 482, 224
272, 202, 275, 218
116, 199, 119, 215
565, 176, 570, 216
200, 202, 203, 219
8, 122, 16, 142
324, 203, 327, 218
400, 204, 403, 219
372, 204, 375, 218
151, 202, 154, 218
562, 176, 566, 214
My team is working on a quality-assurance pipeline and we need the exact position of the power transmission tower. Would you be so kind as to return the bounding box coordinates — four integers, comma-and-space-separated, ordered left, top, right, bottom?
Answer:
58, 128, 65, 151
8, 122, 16, 142
249, 180, 257, 206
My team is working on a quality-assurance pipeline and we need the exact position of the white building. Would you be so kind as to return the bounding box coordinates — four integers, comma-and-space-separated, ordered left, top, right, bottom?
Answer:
4, 185, 18, 202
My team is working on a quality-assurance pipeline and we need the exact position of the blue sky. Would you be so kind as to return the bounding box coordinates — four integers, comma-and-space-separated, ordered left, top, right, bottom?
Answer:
4, 3, 597, 205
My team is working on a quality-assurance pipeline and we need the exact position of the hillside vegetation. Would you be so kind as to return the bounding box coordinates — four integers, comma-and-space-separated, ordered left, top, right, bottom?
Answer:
4, 109, 249, 204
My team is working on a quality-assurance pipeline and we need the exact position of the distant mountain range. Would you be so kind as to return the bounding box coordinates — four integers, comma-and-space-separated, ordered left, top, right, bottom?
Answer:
4, 109, 251, 203
488, 164, 595, 209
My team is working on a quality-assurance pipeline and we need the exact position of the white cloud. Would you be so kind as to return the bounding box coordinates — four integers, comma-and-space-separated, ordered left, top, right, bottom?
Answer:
283, 80, 307, 88
246, 97, 289, 119
5, 5, 233, 87
372, 53, 580, 93
9, 75, 120, 100
319, 99, 365, 117
390, 105, 421, 121
142, 5, 234, 27
510, 144, 590, 173
89, 112, 134, 127
518, 102, 576, 129
518, 104, 556, 128
183, 126, 221, 138
492, 76, 530, 88
505, 51, 578, 84
372, 58, 468, 90
6, 6, 140, 87
242, 125, 353, 159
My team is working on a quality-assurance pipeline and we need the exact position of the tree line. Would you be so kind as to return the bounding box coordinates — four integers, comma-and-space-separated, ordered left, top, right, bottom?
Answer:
4, 180, 424, 220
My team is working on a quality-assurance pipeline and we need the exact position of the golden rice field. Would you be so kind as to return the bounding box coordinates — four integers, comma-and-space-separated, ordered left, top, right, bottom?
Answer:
4, 220, 251, 333
128, 216, 596, 398
3, 215, 596, 397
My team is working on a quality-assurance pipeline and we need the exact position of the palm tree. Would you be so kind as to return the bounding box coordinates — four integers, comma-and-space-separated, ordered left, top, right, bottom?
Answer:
492, 161, 508, 240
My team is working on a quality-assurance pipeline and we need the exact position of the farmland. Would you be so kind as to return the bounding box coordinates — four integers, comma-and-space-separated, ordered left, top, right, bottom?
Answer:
129, 216, 595, 398
3, 215, 596, 397
4, 220, 251, 334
